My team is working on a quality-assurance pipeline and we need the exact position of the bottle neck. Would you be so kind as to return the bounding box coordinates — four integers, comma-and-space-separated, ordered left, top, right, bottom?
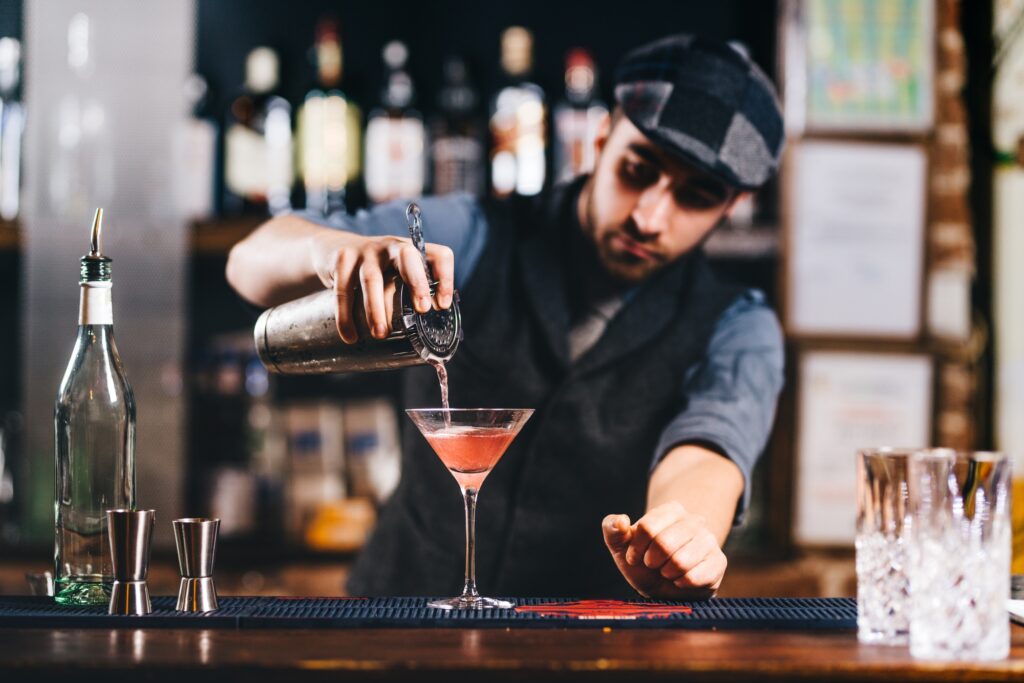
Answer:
79, 281, 113, 326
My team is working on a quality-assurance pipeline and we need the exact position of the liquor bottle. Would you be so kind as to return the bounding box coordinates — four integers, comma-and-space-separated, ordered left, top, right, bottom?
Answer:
297, 18, 362, 216
553, 48, 607, 183
0, 422, 15, 545
0, 37, 24, 221
364, 41, 426, 204
430, 56, 485, 196
223, 47, 293, 216
489, 26, 547, 198
54, 209, 136, 606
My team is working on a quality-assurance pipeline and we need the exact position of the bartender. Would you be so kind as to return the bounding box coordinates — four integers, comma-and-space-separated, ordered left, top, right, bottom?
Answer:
227, 34, 785, 599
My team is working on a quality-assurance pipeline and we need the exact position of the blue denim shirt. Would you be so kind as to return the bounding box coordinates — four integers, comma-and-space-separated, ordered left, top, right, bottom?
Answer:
296, 192, 784, 523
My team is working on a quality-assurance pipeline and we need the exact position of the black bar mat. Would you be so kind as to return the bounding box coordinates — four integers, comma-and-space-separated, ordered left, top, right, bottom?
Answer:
0, 596, 857, 630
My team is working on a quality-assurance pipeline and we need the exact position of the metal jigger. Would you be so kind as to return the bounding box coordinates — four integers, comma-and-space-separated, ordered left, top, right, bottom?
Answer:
107, 509, 155, 616
173, 518, 220, 612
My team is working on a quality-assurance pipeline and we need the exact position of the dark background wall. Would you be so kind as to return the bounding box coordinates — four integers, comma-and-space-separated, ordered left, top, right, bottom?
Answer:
195, 0, 778, 121
0, 0, 20, 40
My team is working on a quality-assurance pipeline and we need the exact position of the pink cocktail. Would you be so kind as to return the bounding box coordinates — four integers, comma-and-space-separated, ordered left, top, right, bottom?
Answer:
406, 408, 533, 610
423, 427, 517, 490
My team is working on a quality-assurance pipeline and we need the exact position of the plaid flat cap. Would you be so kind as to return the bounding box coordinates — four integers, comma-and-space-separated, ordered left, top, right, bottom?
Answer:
614, 34, 784, 190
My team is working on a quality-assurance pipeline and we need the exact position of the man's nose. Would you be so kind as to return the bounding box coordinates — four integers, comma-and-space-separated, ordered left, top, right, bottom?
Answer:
632, 182, 673, 236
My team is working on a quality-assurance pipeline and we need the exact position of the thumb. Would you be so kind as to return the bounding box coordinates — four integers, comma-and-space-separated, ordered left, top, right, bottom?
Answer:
602, 514, 633, 553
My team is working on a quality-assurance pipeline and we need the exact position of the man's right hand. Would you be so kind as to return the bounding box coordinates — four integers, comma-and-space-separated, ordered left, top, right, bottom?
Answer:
310, 231, 455, 344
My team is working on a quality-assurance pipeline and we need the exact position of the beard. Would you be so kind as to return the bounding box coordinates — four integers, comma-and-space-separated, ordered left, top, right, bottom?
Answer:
584, 191, 667, 285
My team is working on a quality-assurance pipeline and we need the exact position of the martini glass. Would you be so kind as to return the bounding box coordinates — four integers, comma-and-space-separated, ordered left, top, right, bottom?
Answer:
406, 408, 533, 610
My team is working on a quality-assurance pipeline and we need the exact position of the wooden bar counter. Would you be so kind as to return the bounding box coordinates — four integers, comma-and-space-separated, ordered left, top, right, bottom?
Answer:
1, 624, 1022, 682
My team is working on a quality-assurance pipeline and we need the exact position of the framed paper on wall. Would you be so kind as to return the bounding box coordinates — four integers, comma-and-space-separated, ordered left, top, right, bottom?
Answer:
792, 349, 933, 546
784, 140, 927, 339
781, 0, 935, 134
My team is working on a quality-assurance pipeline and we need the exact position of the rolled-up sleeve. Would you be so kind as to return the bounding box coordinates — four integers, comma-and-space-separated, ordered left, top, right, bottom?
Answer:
651, 289, 785, 525
292, 192, 490, 290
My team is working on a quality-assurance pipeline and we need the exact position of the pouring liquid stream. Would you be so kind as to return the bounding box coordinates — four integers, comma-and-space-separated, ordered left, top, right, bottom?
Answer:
429, 358, 451, 428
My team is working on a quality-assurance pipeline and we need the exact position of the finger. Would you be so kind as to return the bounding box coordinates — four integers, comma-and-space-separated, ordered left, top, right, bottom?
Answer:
602, 514, 634, 553
358, 255, 389, 339
333, 249, 360, 344
641, 518, 702, 570
393, 243, 433, 313
659, 534, 717, 581
674, 553, 726, 591
383, 278, 398, 327
426, 243, 455, 309
626, 502, 686, 566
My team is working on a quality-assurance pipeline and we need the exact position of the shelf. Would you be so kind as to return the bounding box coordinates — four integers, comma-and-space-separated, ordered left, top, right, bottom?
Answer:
0, 219, 19, 252
190, 216, 264, 256
704, 225, 779, 259
0, 217, 264, 256
2, 217, 779, 260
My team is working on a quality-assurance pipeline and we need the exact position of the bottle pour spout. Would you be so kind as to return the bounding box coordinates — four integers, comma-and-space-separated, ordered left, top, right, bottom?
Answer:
89, 208, 103, 257
81, 207, 111, 283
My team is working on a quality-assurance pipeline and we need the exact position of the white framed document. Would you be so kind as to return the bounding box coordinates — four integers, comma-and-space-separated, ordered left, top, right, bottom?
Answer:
784, 140, 927, 339
793, 349, 933, 546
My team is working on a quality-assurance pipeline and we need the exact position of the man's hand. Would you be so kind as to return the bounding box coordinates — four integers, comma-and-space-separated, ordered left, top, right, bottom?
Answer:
602, 501, 726, 599
310, 231, 455, 344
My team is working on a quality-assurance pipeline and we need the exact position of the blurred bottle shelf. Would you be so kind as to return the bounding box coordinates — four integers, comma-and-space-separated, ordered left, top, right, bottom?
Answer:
0, 219, 18, 251
0, 217, 266, 256
1, 217, 781, 259
703, 224, 779, 260
191, 217, 264, 255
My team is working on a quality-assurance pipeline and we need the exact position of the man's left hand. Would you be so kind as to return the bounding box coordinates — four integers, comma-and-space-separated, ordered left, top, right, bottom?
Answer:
602, 502, 726, 600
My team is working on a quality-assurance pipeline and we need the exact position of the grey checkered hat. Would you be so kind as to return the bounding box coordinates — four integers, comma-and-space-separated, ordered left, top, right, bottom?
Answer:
614, 34, 784, 190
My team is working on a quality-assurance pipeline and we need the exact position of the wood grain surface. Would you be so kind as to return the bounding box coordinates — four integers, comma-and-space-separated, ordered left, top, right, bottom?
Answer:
0, 624, 1021, 682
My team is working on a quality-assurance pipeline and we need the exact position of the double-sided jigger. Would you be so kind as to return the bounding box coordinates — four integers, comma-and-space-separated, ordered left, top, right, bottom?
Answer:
106, 509, 155, 616
173, 517, 220, 612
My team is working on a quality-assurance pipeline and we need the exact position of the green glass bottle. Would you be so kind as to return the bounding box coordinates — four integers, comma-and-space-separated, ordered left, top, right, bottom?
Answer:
53, 208, 136, 605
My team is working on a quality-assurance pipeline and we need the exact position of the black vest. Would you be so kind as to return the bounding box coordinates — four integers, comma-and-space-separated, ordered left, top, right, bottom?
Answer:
347, 181, 744, 598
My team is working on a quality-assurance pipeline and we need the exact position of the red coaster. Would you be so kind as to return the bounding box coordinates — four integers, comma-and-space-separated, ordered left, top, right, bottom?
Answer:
515, 600, 693, 620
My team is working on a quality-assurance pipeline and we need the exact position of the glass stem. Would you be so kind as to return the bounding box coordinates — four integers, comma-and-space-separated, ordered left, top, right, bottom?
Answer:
461, 486, 479, 599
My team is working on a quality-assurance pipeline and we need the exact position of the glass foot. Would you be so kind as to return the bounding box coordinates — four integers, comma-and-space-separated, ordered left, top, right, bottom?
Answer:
54, 580, 111, 606
428, 595, 513, 610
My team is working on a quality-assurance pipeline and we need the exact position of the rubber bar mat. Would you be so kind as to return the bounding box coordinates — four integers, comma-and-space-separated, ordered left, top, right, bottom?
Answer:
0, 596, 856, 630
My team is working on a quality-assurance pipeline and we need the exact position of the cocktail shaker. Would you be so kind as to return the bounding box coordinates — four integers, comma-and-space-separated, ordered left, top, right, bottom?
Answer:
255, 284, 461, 374
254, 202, 462, 375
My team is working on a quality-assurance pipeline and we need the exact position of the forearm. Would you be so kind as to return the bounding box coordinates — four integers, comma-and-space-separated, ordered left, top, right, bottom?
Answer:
647, 444, 744, 546
225, 214, 340, 307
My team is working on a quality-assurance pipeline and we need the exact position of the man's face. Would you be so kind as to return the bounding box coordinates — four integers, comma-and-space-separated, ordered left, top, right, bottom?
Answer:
581, 114, 748, 284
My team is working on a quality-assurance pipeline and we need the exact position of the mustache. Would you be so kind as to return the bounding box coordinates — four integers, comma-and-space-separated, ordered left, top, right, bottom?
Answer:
621, 217, 659, 245
606, 225, 666, 264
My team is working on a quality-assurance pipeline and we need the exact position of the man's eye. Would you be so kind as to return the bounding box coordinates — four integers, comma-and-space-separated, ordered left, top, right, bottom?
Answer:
620, 160, 656, 186
674, 188, 720, 209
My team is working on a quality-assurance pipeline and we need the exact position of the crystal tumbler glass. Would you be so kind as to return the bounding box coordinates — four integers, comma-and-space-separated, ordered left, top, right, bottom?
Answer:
856, 447, 914, 645
907, 449, 1012, 661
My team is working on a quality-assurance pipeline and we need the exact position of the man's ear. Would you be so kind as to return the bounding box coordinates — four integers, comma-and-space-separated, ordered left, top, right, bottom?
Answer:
721, 191, 753, 218
593, 110, 612, 158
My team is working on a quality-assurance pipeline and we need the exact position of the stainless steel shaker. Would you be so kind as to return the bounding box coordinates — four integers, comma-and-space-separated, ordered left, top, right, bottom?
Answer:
255, 283, 461, 374
254, 203, 462, 375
